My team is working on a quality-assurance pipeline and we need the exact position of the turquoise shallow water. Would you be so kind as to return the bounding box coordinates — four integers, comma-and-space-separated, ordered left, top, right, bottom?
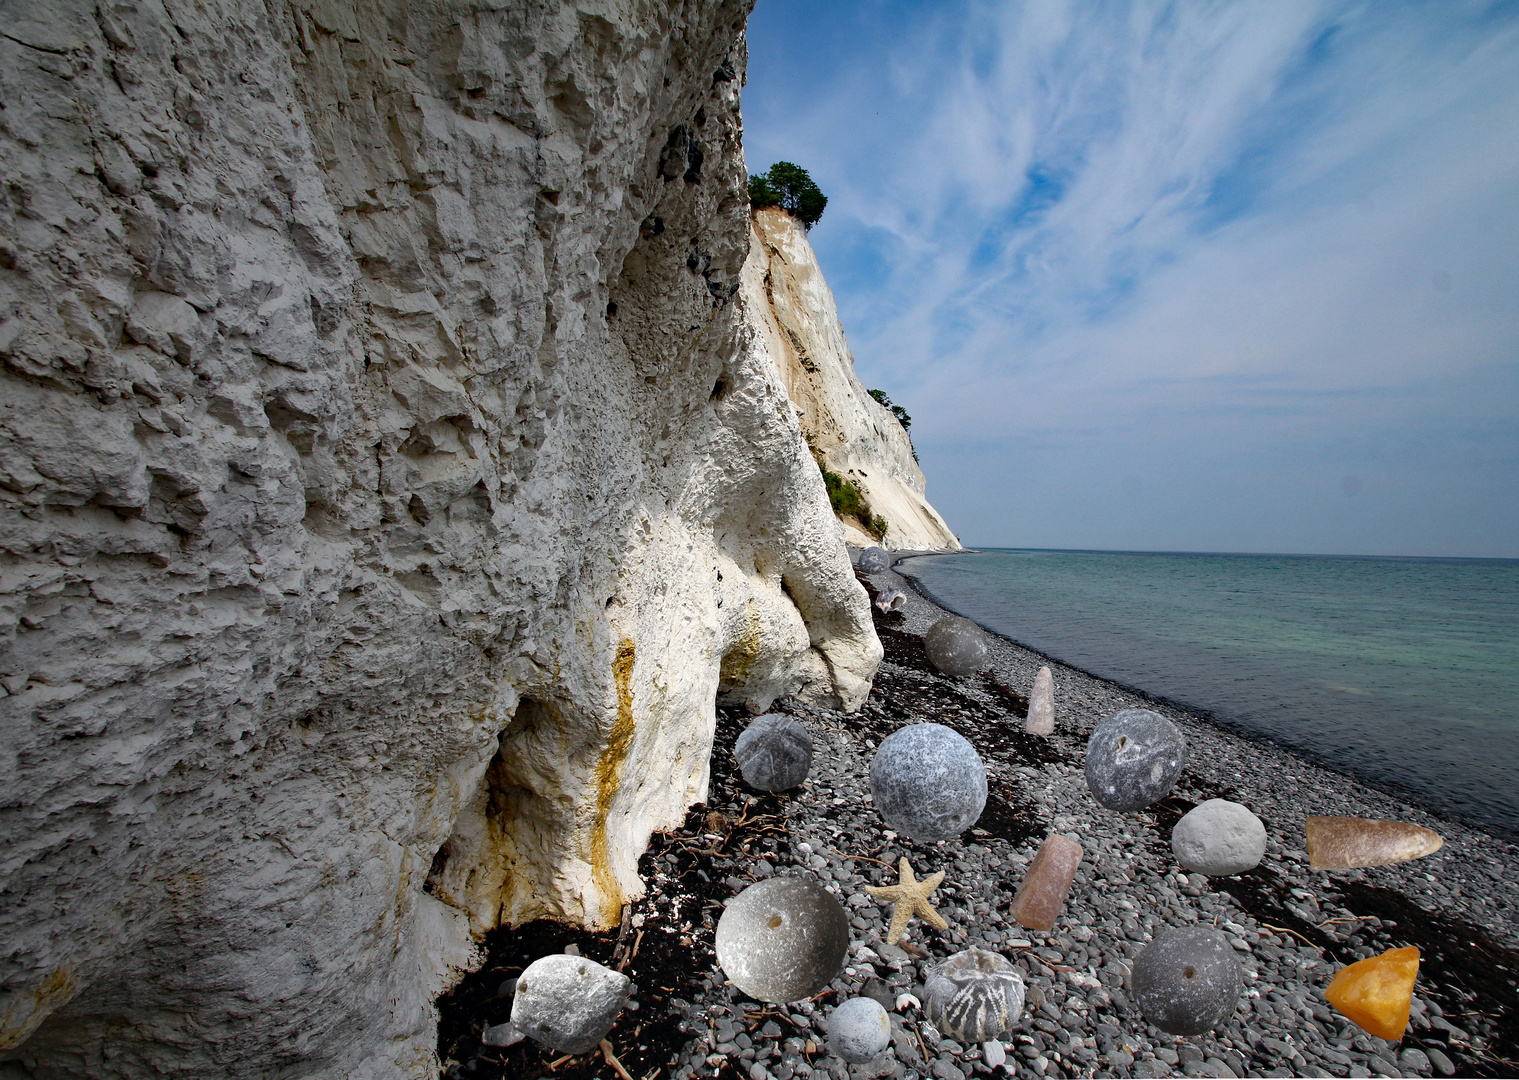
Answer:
899, 549, 1519, 839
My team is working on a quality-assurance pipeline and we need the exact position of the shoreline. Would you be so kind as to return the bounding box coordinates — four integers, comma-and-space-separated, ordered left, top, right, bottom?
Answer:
889, 549, 1518, 846
438, 563, 1519, 1080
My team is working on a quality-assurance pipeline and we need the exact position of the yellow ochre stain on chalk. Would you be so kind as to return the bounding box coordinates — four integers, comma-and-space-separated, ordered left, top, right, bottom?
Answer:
588, 638, 637, 928
718, 599, 763, 687
0, 966, 78, 1052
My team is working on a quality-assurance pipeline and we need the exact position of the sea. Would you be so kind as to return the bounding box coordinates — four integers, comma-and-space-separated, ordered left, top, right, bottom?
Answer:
897, 548, 1519, 841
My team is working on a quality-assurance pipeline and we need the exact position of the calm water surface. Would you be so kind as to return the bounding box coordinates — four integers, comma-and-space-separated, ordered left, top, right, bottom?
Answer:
899, 549, 1519, 839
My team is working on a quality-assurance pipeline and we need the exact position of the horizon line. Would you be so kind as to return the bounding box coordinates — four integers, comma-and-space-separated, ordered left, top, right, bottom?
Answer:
952, 545, 1519, 563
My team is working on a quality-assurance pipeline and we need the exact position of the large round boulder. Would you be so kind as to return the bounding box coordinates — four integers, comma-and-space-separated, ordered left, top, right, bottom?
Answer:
1084, 708, 1186, 811
715, 878, 849, 1003
733, 714, 813, 792
1131, 926, 1241, 1036
869, 722, 986, 841
857, 547, 890, 574
923, 616, 989, 677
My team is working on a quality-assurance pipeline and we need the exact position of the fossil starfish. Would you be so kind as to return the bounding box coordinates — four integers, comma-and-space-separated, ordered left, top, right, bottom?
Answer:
866, 856, 948, 945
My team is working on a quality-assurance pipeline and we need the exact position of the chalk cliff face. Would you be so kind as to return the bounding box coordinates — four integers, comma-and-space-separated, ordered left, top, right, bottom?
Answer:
0, 2, 879, 1076
744, 208, 960, 551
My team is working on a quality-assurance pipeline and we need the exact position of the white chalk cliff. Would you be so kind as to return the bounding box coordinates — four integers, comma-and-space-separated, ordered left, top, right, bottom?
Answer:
744, 208, 961, 551
0, 1, 887, 1076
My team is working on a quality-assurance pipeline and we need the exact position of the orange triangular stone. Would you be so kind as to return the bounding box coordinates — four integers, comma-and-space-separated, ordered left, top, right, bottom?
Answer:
1325, 946, 1420, 1040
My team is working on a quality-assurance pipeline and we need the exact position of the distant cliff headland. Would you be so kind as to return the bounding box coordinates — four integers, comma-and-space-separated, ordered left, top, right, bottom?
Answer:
0, 1, 954, 1075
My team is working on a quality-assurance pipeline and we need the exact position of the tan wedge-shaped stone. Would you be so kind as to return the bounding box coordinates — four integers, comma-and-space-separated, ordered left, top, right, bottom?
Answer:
1305, 816, 1443, 870
1009, 833, 1082, 931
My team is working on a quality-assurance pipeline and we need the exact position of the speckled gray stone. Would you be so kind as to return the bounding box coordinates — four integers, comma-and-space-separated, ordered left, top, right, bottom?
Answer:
869, 723, 987, 841
923, 616, 989, 677
922, 947, 1026, 1043
828, 997, 892, 1063
1084, 708, 1187, 811
734, 715, 813, 792
858, 547, 890, 574
1130, 926, 1241, 1036
510, 954, 632, 1054
715, 878, 850, 1003
1171, 799, 1267, 876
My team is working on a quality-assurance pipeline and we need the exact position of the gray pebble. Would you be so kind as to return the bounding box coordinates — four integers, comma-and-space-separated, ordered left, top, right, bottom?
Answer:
923, 616, 990, 677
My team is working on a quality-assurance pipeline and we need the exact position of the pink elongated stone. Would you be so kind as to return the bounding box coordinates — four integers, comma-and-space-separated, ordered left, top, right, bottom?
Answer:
1305, 816, 1443, 871
1009, 834, 1082, 931
1025, 666, 1055, 736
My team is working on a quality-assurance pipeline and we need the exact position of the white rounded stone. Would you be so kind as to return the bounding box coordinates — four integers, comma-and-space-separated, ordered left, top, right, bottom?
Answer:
828, 996, 891, 1063
1171, 799, 1267, 876
510, 954, 632, 1055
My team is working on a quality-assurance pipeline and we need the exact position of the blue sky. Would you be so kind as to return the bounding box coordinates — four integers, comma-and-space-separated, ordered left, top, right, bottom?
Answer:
742, 0, 1519, 557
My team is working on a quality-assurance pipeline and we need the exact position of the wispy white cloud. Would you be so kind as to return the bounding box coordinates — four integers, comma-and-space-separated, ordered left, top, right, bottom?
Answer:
743, 0, 1519, 555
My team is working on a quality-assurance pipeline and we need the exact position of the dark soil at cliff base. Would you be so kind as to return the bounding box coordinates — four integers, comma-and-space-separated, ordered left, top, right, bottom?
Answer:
437, 569, 1519, 1079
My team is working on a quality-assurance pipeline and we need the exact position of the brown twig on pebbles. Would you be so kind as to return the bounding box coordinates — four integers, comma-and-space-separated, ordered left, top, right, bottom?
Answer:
1317, 916, 1369, 927
1261, 923, 1325, 952
827, 844, 894, 868
617, 928, 644, 971
611, 903, 633, 966
599, 1039, 635, 1080
545, 1053, 574, 1070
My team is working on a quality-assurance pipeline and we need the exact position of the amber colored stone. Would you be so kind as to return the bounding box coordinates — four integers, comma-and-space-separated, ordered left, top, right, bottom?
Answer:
1325, 946, 1421, 1040
1008, 834, 1082, 931
1305, 816, 1443, 870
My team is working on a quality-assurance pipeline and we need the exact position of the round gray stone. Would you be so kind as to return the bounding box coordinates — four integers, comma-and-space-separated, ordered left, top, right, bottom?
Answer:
1084, 708, 1187, 811
857, 547, 890, 574
1130, 926, 1241, 1036
510, 954, 632, 1054
923, 947, 1026, 1043
923, 616, 989, 677
1171, 799, 1267, 876
828, 997, 892, 1063
715, 878, 849, 1003
869, 722, 987, 841
734, 714, 813, 792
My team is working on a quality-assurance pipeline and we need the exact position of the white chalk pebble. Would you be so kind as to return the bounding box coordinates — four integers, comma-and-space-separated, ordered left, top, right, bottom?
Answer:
828, 997, 891, 1063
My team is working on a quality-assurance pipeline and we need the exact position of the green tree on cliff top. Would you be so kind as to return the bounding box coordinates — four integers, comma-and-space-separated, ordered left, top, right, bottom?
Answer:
748, 161, 827, 230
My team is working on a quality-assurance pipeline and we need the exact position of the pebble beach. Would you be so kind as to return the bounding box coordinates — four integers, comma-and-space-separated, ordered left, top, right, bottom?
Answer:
437, 560, 1519, 1080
